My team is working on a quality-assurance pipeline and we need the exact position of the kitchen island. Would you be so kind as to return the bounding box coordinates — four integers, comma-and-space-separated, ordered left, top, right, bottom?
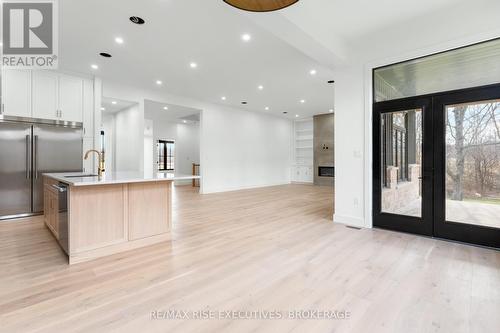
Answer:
43, 172, 199, 264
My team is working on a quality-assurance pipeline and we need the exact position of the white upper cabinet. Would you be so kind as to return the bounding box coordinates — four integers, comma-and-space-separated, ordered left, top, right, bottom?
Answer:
32, 71, 59, 120
1, 69, 31, 118
59, 74, 83, 122
31, 71, 84, 122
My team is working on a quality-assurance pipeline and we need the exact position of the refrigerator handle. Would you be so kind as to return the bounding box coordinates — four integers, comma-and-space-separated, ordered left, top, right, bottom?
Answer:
34, 135, 39, 179
26, 135, 31, 179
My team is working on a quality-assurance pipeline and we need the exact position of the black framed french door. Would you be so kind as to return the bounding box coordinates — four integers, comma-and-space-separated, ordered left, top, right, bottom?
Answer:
433, 85, 500, 248
373, 97, 434, 236
373, 84, 500, 249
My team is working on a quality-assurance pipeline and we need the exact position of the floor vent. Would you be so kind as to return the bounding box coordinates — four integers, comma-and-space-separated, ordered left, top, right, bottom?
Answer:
346, 226, 362, 230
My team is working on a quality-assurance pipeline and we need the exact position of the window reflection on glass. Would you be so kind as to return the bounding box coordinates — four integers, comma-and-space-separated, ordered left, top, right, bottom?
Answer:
446, 100, 500, 228
381, 109, 423, 217
157, 140, 175, 171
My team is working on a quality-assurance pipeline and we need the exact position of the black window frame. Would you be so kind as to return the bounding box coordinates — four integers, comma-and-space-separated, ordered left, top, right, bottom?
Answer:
157, 140, 175, 171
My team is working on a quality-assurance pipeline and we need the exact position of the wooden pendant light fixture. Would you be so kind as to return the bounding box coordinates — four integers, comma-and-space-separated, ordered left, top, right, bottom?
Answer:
223, 0, 299, 12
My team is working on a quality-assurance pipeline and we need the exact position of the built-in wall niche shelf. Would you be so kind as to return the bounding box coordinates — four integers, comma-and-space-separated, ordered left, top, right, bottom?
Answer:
292, 118, 314, 183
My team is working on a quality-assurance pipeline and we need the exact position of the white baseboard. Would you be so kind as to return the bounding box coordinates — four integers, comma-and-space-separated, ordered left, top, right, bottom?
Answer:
291, 181, 314, 185
333, 214, 367, 229
202, 181, 291, 194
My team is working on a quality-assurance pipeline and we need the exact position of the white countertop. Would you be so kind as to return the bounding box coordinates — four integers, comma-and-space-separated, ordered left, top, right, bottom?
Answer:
44, 172, 200, 187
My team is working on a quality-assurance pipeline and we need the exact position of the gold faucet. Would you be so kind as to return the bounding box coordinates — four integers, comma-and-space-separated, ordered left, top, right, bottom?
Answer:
84, 149, 105, 177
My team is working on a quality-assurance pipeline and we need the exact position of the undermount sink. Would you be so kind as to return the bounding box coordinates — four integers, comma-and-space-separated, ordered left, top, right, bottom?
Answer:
64, 174, 98, 178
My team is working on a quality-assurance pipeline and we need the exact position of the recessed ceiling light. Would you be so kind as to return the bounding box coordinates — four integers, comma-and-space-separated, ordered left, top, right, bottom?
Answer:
329, 109, 334, 113
156, 80, 163, 85
295, 115, 299, 118
310, 69, 317, 75
100, 107, 105, 111
258, 85, 264, 90
163, 106, 168, 110
90, 64, 98, 70
190, 62, 198, 69
0, 42, 3, 47
221, 96, 227, 101
129, 16, 145, 25
99, 52, 112, 58
183, 120, 187, 123
115, 37, 124, 44
241, 33, 251, 42
265, 106, 269, 110
111, 101, 117, 105
300, 99, 306, 104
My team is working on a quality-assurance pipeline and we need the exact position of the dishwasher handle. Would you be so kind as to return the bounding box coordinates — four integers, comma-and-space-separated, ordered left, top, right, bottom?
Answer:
51, 184, 67, 192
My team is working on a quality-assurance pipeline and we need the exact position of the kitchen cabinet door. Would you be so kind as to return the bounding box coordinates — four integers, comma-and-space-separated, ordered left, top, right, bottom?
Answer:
32, 70, 59, 120
1, 69, 31, 117
59, 74, 83, 122
44, 187, 59, 239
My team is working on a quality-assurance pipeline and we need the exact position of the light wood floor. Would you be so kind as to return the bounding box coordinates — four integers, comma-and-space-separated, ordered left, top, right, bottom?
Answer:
1, 184, 499, 333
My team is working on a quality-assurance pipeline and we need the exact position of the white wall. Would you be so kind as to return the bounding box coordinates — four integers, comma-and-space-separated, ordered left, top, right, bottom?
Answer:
332, 65, 366, 227
144, 119, 154, 176
103, 80, 293, 193
114, 104, 143, 172
176, 123, 200, 183
201, 105, 292, 193
102, 113, 116, 172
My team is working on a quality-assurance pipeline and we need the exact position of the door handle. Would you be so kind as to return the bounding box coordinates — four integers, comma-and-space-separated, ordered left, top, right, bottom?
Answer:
26, 135, 31, 179
34, 135, 39, 179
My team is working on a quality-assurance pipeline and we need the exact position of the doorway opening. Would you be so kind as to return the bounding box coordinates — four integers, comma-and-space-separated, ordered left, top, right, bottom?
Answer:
144, 99, 201, 190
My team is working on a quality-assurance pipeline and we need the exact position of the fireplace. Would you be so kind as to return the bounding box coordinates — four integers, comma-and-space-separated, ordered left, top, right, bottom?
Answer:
314, 114, 334, 186
318, 166, 334, 178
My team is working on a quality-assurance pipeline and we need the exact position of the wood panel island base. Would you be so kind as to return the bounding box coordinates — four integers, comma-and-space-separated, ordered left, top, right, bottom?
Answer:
43, 172, 198, 264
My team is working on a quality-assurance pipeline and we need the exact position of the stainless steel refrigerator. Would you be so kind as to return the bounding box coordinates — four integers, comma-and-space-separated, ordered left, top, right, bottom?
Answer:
0, 117, 83, 220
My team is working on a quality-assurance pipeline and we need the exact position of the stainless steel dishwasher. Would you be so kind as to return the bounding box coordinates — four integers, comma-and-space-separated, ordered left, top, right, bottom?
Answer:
52, 182, 69, 254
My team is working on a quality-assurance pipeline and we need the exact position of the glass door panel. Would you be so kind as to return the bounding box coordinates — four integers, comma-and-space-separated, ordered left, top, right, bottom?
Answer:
373, 97, 433, 236
434, 85, 500, 248
381, 109, 423, 218
445, 99, 500, 229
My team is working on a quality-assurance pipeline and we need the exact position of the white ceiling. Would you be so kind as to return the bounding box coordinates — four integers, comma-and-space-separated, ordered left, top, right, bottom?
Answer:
101, 97, 137, 114
144, 99, 200, 125
282, 0, 467, 41
59, 0, 500, 119
276, 0, 500, 64
59, 0, 336, 119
